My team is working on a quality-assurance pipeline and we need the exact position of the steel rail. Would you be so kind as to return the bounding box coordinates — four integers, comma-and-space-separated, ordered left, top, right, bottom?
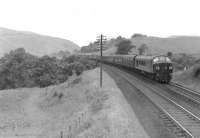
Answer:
170, 82, 200, 102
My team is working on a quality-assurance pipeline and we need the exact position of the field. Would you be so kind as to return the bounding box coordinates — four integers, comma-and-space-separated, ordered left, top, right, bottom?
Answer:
0, 68, 148, 138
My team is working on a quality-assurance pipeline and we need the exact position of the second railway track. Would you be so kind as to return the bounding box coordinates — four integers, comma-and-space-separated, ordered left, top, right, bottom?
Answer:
168, 82, 200, 104
104, 64, 200, 138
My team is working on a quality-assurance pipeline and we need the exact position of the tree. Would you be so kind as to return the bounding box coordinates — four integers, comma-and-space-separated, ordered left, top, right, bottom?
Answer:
172, 53, 196, 71
167, 52, 173, 58
131, 33, 147, 38
138, 43, 148, 55
116, 36, 123, 40
115, 39, 136, 55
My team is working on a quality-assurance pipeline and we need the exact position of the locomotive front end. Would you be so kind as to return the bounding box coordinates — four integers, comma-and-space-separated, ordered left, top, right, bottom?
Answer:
153, 56, 173, 83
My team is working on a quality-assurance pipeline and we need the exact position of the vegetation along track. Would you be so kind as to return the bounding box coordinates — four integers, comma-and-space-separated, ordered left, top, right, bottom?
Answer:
104, 64, 200, 138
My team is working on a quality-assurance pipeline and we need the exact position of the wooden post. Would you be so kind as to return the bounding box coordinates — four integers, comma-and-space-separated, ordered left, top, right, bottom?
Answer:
60, 131, 63, 138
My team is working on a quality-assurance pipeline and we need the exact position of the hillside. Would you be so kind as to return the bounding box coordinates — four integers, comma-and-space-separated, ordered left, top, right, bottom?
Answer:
50, 50, 71, 59
82, 35, 200, 55
130, 35, 200, 55
80, 37, 122, 55
0, 27, 79, 57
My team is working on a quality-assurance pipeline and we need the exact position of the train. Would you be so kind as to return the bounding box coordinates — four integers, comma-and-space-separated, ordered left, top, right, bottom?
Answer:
82, 54, 173, 83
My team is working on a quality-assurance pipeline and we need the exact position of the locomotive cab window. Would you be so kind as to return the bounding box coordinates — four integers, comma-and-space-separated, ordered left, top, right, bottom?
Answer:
153, 56, 171, 64
137, 60, 146, 66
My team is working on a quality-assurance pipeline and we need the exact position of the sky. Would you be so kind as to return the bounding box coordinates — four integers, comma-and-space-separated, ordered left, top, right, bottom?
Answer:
0, 0, 199, 46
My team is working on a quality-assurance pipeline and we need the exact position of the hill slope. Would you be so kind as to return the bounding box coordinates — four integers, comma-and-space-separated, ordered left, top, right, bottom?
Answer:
0, 27, 79, 57
81, 35, 200, 55
130, 35, 200, 55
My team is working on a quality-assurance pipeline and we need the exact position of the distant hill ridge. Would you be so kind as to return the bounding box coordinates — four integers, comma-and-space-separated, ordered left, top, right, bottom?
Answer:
0, 27, 79, 57
130, 35, 200, 55
81, 34, 200, 55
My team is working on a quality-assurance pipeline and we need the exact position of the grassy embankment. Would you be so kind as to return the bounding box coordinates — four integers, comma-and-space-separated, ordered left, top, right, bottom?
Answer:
0, 68, 149, 138
173, 64, 200, 92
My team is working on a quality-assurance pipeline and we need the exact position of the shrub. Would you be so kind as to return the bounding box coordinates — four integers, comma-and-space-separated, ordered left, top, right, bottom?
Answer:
131, 33, 147, 38
192, 64, 200, 78
172, 53, 196, 71
138, 43, 148, 55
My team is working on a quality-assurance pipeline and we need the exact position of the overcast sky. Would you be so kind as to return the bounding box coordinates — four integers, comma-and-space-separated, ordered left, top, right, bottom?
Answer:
0, 0, 199, 46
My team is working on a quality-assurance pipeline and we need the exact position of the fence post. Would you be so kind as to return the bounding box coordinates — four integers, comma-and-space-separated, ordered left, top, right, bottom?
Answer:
78, 117, 81, 125
60, 131, 63, 138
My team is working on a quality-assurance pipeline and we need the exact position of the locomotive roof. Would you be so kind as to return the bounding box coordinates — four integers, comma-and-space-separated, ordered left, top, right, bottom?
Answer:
135, 55, 168, 60
103, 54, 137, 58
136, 55, 172, 63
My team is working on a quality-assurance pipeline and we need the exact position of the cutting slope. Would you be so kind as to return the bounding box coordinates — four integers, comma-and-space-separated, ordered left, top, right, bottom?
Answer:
0, 27, 79, 57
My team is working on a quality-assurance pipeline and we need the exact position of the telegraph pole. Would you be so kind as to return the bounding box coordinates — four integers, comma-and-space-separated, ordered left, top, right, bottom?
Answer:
100, 34, 103, 88
96, 34, 106, 88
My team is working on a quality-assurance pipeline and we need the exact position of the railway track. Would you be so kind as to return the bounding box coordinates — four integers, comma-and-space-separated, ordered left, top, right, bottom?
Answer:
104, 65, 200, 138
169, 82, 200, 104
114, 64, 200, 117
